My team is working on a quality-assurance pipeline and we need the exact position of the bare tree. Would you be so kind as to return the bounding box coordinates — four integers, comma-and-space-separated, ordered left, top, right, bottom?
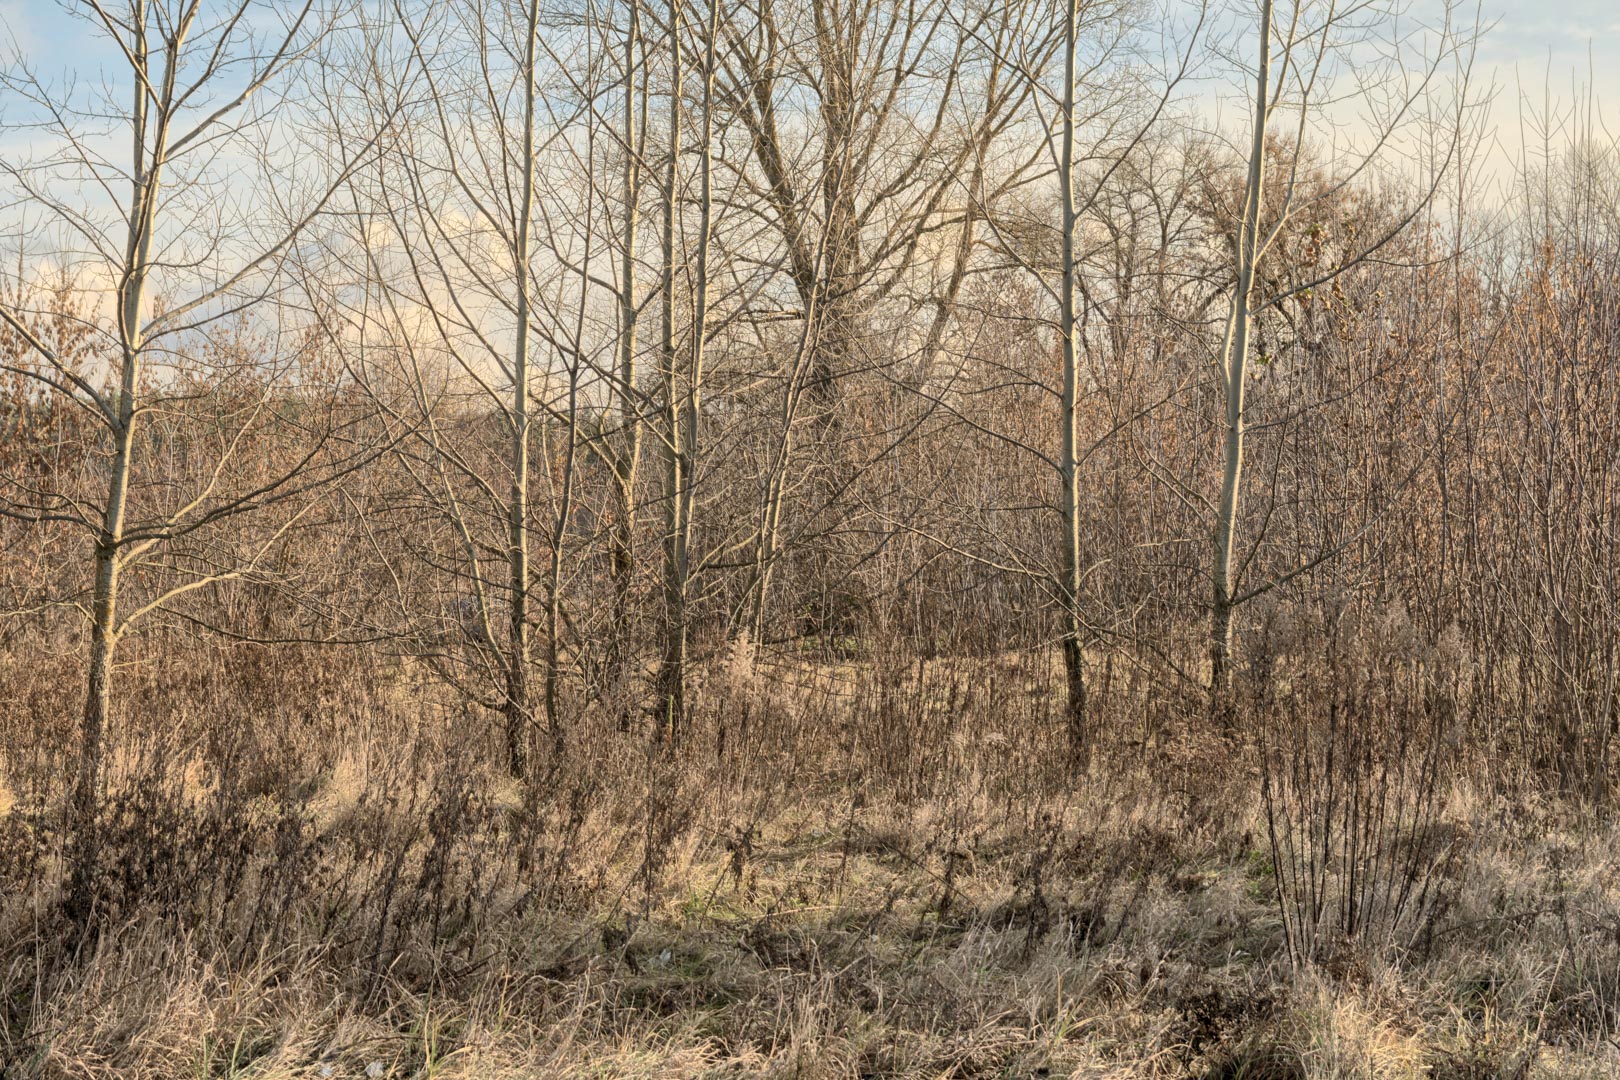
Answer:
315, 0, 609, 775
606, 0, 649, 727
719, 0, 1062, 650
0, 0, 385, 912
926, 0, 1201, 752
1203, 0, 1476, 691
649, 0, 720, 737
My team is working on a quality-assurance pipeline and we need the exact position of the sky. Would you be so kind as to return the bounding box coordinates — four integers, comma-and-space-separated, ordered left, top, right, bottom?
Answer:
1476, 0, 1617, 87
1472, 0, 1619, 155
0, 0, 1614, 196
0, 0, 1608, 373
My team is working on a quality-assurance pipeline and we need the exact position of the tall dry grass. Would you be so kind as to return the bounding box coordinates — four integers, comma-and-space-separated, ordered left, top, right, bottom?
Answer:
3, 620, 1618, 1078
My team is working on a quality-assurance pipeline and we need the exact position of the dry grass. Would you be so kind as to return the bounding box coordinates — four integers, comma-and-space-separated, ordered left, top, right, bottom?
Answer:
2, 637, 1619, 1079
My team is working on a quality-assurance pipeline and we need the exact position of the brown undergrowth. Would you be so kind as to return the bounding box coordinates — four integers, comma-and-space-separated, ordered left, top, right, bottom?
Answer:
1, 633, 1617, 1078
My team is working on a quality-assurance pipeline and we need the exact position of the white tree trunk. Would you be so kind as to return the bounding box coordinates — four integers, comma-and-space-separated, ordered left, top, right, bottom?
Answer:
504, 0, 542, 778
609, 0, 645, 729
1210, 0, 1272, 694
655, 0, 716, 741
655, 0, 687, 736
72, 1, 165, 913
1058, 0, 1088, 754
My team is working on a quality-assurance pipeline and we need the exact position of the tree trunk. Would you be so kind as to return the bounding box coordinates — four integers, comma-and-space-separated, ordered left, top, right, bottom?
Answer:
71, 314, 140, 919
655, 0, 686, 741
1210, 0, 1272, 699
68, 541, 120, 919
504, 0, 543, 779
72, 4, 156, 909
505, 656, 530, 777
1058, 0, 1088, 756
655, 0, 715, 743
609, 0, 644, 730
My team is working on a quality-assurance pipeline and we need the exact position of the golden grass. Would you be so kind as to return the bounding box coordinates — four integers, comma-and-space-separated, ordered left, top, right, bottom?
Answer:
3, 648, 1619, 1078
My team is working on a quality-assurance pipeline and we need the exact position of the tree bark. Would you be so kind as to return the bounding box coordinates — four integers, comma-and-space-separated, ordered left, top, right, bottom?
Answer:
1210, 0, 1272, 697
1058, 0, 1088, 755
609, 0, 645, 730
71, 1, 161, 913
504, 0, 543, 779
655, 0, 687, 741
655, 0, 716, 742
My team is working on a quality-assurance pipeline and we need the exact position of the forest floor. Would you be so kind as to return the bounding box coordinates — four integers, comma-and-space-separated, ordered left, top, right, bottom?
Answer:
3, 649, 1619, 1077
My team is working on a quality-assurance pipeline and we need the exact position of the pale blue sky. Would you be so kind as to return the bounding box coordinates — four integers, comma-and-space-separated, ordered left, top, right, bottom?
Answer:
4, 0, 1611, 73
1476, 0, 1618, 135
1, 0, 1614, 180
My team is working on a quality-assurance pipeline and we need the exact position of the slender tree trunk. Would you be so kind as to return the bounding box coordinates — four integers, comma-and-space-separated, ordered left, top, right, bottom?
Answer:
748, 487, 782, 646
505, 0, 543, 779
744, 275, 822, 647
76, 357, 142, 873
918, 153, 984, 381
71, 5, 160, 915
1210, 0, 1272, 696
656, 0, 716, 741
1057, 0, 1088, 755
806, 0, 858, 411
73, 334, 139, 914
71, 539, 120, 915
609, 0, 644, 729
547, 378, 581, 759
655, 0, 686, 740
